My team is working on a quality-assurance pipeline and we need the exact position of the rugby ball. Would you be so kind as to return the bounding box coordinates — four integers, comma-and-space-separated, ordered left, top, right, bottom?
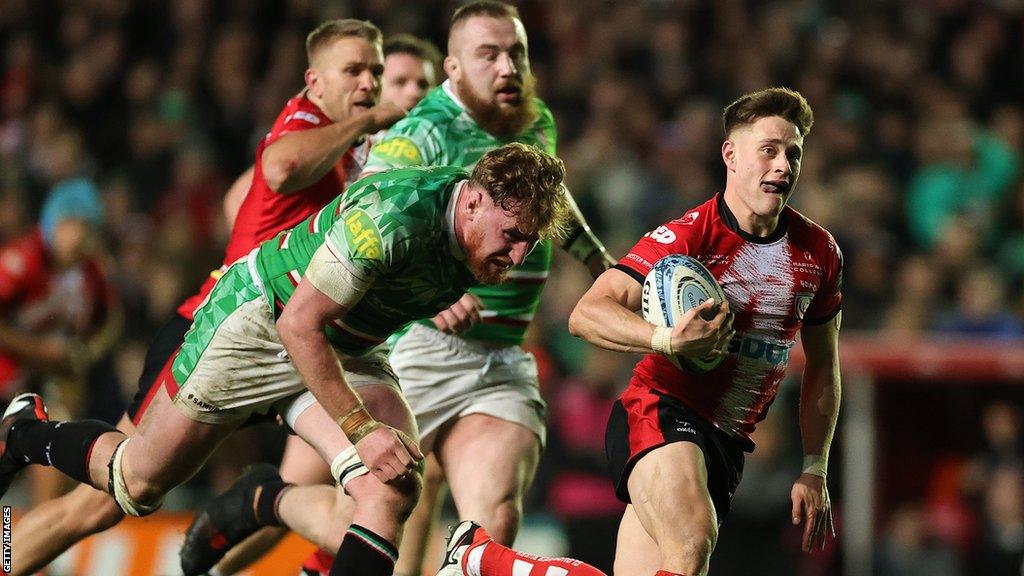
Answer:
641, 254, 727, 373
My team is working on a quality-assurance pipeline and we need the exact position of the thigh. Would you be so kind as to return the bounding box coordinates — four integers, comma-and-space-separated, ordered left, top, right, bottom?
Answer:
123, 379, 239, 489
626, 441, 717, 555
437, 413, 540, 519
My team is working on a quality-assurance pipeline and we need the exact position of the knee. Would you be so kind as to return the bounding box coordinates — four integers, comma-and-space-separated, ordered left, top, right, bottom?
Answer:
109, 440, 165, 516
387, 471, 423, 521
353, 470, 423, 523
663, 513, 717, 575
480, 497, 522, 545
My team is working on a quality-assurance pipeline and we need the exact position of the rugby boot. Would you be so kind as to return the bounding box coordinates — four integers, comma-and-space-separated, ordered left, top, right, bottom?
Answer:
0, 393, 49, 498
180, 462, 282, 576
436, 520, 491, 576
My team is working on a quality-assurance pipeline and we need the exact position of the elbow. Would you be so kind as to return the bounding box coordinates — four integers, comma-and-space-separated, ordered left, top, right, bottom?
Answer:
276, 307, 303, 348
261, 156, 295, 193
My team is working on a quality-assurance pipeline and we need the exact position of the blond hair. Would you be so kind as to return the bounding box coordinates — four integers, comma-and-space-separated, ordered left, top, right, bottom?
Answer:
306, 19, 382, 64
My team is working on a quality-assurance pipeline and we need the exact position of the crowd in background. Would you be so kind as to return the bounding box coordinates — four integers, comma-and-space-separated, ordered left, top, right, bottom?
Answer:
1, 1, 1022, 574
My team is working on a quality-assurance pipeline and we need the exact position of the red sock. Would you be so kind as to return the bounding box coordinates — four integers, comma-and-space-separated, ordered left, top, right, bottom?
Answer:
655, 572, 687, 576
474, 540, 607, 576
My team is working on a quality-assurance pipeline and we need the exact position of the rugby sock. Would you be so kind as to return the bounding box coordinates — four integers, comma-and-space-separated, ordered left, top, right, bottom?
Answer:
253, 478, 290, 527
471, 540, 608, 576
8, 419, 118, 484
300, 549, 334, 575
328, 524, 397, 576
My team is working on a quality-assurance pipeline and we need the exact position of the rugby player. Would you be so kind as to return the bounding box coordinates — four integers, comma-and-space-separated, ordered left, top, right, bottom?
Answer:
436, 87, 841, 576
0, 143, 571, 576
204, 32, 443, 576
4, 18, 401, 575
179, 4, 614, 576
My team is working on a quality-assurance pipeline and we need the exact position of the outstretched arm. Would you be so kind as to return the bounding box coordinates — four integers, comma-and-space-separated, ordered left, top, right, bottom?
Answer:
262, 103, 404, 194
791, 312, 842, 552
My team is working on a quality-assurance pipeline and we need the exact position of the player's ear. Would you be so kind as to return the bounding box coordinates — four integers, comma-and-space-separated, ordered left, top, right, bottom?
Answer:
443, 55, 459, 80
304, 68, 318, 94
722, 140, 737, 172
466, 186, 484, 214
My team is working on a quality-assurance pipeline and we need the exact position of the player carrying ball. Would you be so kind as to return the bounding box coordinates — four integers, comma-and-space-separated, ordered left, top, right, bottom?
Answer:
437, 87, 841, 576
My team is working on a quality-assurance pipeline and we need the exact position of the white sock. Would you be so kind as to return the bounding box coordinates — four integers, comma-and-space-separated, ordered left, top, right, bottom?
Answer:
207, 569, 224, 576
465, 542, 487, 576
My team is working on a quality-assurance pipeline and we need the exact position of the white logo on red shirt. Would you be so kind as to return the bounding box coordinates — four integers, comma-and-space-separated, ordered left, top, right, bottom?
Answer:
679, 211, 699, 225
646, 225, 676, 244
285, 111, 321, 125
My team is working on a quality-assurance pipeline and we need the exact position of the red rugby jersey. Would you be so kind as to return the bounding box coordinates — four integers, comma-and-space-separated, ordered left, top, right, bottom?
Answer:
177, 95, 371, 318
616, 194, 842, 448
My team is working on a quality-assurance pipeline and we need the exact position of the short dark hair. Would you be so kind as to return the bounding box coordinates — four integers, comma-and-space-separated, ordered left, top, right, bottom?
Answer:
723, 87, 814, 137
383, 34, 442, 77
470, 143, 570, 240
451, 1, 520, 28
306, 19, 382, 64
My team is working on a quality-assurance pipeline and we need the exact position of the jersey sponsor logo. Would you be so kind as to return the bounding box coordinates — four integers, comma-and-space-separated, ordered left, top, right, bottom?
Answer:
343, 209, 383, 261
678, 211, 699, 225
727, 334, 792, 366
285, 110, 321, 125
794, 292, 813, 320
625, 253, 653, 269
645, 225, 676, 244
372, 137, 423, 164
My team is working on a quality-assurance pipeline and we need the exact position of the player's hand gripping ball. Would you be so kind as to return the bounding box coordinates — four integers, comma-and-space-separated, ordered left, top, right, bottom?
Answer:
642, 254, 728, 373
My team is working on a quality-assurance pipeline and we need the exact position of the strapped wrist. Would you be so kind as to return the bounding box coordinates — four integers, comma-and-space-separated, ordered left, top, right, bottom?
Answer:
651, 326, 674, 356
337, 404, 383, 445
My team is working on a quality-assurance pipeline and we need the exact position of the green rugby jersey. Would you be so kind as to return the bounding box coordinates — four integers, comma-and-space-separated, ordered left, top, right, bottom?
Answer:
365, 81, 558, 345
254, 166, 477, 356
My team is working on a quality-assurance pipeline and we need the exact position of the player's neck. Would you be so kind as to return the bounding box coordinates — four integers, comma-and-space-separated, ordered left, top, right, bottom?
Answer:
721, 187, 780, 238
305, 91, 338, 123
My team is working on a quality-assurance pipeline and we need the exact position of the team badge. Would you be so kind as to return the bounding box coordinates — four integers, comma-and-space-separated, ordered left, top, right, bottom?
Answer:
794, 292, 814, 320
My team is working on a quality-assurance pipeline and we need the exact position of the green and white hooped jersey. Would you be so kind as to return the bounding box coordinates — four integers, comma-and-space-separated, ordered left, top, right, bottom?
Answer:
254, 166, 477, 356
366, 81, 558, 345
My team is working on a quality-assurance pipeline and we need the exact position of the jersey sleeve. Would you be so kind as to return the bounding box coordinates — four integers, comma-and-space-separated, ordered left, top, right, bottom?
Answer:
615, 218, 699, 285
266, 99, 328, 147
364, 116, 443, 173
804, 236, 843, 325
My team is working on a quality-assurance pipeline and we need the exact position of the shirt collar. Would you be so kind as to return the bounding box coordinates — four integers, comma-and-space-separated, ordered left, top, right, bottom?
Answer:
441, 79, 468, 113
446, 179, 468, 260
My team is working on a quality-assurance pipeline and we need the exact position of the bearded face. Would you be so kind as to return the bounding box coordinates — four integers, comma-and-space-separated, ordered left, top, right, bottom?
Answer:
447, 15, 539, 138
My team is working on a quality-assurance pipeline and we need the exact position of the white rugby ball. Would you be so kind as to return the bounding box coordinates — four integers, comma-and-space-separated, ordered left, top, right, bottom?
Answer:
641, 254, 727, 373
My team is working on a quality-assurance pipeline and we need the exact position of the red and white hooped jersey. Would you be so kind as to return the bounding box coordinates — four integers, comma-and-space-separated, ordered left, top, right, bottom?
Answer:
616, 193, 842, 449
177, 95, 371, 319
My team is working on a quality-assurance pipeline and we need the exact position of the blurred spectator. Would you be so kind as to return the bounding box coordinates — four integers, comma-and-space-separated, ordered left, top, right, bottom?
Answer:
876, 503, 965, 576
963, 401, 1024, 497
907, 119, 1018, 251
972, 466, 1024, 576
935, 267, 1024, 339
